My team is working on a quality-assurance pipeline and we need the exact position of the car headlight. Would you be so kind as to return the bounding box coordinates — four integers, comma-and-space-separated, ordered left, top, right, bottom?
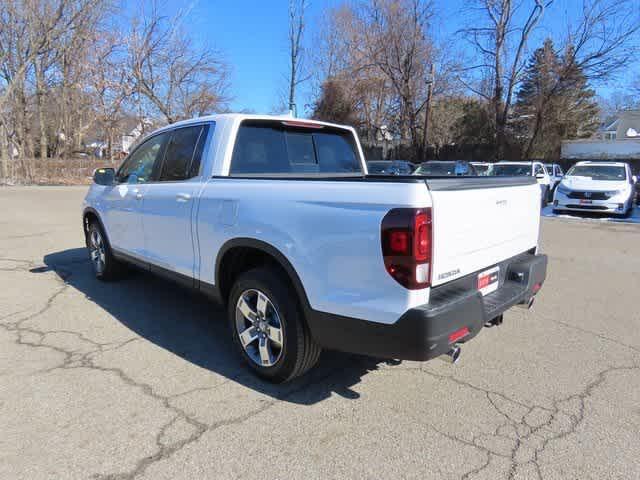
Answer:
556, 184, 571, 195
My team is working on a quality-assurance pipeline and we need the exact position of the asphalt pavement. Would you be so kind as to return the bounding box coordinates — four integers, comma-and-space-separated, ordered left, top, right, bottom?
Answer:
1, 186, 639, 480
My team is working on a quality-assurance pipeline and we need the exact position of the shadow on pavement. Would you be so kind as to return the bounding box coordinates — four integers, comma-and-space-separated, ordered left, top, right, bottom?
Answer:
38, 248, 395, 405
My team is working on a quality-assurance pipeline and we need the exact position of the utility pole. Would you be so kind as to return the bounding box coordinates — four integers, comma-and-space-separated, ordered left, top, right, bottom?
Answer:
422, 64, 435, 161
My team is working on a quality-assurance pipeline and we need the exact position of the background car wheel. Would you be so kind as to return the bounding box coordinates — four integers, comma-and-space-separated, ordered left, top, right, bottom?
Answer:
541, 187, 549, 208
86, 222, 123, 281
228, 267, 321, 383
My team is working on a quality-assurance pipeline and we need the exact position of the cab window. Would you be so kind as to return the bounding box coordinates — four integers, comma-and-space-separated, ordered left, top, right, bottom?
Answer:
116, 133, 168, 184
158, 125, 209, 182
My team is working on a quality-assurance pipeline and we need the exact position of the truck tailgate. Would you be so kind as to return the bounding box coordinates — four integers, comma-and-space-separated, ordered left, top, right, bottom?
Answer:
426, 177, 540, 287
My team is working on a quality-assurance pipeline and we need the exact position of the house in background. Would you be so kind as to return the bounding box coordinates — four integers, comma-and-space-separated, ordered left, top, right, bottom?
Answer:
85, 117, 155, 158
562, 110, 640, 173
119, 118, 154, 154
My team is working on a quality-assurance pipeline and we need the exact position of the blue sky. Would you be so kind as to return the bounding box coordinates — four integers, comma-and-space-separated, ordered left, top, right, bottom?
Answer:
160, 0, 637, 114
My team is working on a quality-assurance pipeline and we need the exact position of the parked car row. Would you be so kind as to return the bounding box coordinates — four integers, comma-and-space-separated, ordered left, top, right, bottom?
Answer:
367, 159, 637, 216
366, 160, 416, 175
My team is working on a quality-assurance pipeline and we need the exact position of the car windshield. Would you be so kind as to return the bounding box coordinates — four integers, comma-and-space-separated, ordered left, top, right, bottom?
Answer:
414, 162, 475, 176
566, 165, 626, 181
492, 164, 531, 176
473, 164, 491, 175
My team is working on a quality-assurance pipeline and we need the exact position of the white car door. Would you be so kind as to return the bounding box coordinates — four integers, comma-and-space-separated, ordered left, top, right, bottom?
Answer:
534, 163, 550, 186
139, 124, 210, 279
102, 133, 168, 256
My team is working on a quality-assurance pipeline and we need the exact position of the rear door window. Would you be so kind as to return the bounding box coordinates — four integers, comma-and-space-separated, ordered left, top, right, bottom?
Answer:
230, 120, 362, 175
158, 125, 207, 181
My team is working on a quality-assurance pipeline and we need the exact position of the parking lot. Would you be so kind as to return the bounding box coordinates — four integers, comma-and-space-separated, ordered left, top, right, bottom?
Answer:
1, 186, 639, 480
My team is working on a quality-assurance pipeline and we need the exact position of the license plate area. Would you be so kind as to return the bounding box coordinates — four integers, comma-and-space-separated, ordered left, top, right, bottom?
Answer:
477, 266, 499, 296
579, 199, 592, 204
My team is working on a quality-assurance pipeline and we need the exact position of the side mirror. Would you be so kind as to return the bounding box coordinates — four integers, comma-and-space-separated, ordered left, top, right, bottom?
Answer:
93, 167, 115, 186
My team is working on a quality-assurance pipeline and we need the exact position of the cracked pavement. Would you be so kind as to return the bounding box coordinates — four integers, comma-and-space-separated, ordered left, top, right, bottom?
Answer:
1, 186, 639, 480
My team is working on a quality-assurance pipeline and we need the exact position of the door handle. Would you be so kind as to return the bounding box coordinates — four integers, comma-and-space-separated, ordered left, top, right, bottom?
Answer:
134, 192, 143, 200
176, 193, 191, 202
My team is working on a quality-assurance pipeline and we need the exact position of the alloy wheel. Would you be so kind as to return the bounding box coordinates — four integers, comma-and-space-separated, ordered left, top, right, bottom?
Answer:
234, 289, 284, 367
89, 229, 106, 274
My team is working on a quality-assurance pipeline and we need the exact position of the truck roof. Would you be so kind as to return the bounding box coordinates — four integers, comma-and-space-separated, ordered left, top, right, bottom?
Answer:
151, 113, 354, 136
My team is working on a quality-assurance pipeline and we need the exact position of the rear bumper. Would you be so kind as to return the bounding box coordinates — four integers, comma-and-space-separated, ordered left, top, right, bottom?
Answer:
307, 252, 547, 361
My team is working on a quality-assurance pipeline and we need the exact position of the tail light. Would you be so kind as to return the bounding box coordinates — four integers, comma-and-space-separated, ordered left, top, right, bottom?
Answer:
381, 208, 432, 289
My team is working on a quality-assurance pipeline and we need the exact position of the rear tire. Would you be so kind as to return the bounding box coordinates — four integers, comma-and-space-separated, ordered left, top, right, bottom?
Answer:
228, 267, 321, 383
86, 222, 123, 281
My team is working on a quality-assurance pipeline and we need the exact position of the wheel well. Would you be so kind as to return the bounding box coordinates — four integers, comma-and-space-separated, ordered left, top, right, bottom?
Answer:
217, 246, 305, 307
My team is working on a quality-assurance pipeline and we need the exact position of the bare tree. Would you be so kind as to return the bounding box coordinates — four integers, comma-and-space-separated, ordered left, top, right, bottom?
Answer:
87, 27, 133, 159
462, 0, 551, 158
287, 0, 308, 116
0, 0, 105, 178
518, 0, 640, 158
559, 0, 640, 81
127, 1, 230, 124
313, 0, 439, 159
362, 0, 435, 152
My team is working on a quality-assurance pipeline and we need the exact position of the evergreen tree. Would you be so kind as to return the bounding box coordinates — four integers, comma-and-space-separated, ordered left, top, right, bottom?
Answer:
515, 38, 599, 160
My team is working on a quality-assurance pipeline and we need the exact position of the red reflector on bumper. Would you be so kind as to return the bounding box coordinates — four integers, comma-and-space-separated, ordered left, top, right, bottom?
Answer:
533, 282, 542, 294
449, 327, 470, 344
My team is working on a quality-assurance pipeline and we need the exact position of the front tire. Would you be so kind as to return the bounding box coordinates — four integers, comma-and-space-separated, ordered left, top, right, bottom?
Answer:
86, 222, 123, 281
228, 267, 321, 383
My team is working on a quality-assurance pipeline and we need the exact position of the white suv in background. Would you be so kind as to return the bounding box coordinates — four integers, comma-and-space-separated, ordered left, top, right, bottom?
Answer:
553, 161, 635, 217
492, 161, 552, 207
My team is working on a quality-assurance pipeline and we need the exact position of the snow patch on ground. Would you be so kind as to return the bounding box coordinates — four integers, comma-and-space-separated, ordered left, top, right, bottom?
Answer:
541, 205, 640, 224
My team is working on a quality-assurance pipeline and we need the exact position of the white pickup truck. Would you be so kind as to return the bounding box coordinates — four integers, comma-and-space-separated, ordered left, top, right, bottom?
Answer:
83, 114, 547, 382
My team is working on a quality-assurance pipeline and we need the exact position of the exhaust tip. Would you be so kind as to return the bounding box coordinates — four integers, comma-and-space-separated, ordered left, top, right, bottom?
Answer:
518, 296, 536, 310
441, 345, 461, 364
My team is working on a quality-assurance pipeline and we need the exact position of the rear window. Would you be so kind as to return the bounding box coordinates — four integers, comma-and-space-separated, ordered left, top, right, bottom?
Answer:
230, 120, 362, 175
